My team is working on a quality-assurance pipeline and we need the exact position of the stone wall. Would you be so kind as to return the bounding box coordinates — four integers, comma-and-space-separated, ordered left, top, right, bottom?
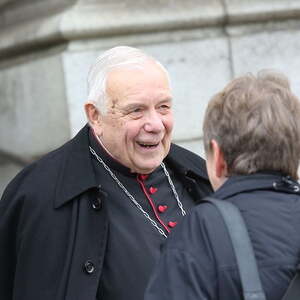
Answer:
1, 0, 300, 195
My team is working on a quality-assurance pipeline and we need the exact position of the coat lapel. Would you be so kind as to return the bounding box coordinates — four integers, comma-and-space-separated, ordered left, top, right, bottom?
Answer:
54, 124, 98, 209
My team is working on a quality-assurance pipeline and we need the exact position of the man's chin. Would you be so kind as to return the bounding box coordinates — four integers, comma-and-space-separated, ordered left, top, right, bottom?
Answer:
131, 161, 162, 174
128, 151, 168, 174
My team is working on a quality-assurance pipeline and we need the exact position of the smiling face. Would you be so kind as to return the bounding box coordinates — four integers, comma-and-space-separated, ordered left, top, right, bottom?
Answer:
92, 61, 173, 174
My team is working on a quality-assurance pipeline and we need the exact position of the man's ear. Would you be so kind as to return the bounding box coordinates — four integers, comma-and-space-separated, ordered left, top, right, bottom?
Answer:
211, 139, 228, 178
84, 102, 103, 136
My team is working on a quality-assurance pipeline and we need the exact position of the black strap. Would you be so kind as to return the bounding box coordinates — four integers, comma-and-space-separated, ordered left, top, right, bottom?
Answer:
282, 271, 300, 300
202, 197, 266, 300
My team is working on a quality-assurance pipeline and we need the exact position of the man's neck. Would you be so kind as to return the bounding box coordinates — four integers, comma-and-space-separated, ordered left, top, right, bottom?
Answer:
93, 130, 117, 160
92, 129, 149, 174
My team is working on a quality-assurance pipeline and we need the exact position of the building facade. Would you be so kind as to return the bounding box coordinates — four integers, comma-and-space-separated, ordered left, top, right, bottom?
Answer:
1, 0, 300, 195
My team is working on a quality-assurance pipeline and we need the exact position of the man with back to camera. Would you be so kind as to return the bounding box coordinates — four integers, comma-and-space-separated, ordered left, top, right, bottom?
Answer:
145, 71, 300, 300
0, 46, 212, 300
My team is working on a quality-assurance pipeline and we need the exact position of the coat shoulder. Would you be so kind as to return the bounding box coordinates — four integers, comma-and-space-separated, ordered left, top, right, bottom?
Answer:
169, 143, 208, 179
1, 139, 71, 205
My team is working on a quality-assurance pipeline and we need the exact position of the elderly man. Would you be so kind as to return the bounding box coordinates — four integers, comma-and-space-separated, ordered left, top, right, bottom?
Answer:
145, 71, 300, 300
0, 46, 211, 300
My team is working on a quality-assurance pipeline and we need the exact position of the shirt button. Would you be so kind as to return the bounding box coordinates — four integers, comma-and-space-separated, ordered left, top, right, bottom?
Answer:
139, 174, 148, 181
84, 260, 95, 274
149, 186, 158, 194
168, 221, 177, 228
158, 205, 168, 213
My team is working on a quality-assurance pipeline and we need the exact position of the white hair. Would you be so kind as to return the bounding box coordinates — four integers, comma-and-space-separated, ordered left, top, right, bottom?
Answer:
87, 46, 170, 114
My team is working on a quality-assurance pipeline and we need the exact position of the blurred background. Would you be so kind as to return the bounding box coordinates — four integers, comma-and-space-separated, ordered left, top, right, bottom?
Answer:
1, 0, 300, 196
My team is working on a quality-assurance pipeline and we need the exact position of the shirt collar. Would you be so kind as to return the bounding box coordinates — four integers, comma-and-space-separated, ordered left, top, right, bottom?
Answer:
89, 128, 137, 177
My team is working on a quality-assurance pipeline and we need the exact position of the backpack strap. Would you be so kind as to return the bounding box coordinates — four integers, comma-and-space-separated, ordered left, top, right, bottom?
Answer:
282, 269, 300, 300
202, 196, 266, 300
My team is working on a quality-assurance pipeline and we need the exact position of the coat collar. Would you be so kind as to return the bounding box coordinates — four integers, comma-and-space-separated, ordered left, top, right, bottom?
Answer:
54, 124, 98, 208
166, 143, 209, 181
54, 125, 209, 208
213, 172, 300, 200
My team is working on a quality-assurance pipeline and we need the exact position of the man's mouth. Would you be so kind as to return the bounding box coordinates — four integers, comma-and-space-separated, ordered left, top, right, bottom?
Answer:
137, 142, 160, 149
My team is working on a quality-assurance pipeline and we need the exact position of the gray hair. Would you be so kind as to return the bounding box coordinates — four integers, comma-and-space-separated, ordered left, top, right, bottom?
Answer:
203, 70, 300, 180
87, 46, 170, 113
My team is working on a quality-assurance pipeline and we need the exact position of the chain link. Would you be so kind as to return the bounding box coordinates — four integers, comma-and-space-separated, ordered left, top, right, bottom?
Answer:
161, 162, 186, 216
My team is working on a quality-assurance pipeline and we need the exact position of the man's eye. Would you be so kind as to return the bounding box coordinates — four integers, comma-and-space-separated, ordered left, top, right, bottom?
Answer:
128, 108, 143, 118
158, 105, 171, 112
132, 108, 142, 113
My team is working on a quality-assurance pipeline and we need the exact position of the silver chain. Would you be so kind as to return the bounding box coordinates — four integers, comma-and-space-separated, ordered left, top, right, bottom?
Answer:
161, 162, 186, 216
89, 146, 186, 238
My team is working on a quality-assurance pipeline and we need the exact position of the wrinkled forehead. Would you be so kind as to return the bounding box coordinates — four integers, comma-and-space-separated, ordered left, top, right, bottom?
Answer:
106, 59, 170, 84
105, 62, 172, 104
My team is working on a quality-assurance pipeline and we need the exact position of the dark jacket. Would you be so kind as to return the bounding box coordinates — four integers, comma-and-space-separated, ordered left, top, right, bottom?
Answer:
0, 125, 211, 300
145, 173, 300, 300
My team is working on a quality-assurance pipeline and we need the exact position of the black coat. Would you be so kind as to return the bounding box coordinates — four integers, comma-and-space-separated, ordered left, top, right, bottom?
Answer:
145, 173, 300, 300
0, 125, 211, 300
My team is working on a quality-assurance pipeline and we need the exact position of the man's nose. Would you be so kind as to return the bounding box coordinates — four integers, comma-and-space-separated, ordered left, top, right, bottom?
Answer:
143, 110, 164, 133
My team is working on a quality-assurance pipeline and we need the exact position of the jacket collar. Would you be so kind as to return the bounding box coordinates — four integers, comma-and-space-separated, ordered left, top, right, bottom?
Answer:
213, 172, 300, 200
54, 125, 210, 208
54, 124, 98, 208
